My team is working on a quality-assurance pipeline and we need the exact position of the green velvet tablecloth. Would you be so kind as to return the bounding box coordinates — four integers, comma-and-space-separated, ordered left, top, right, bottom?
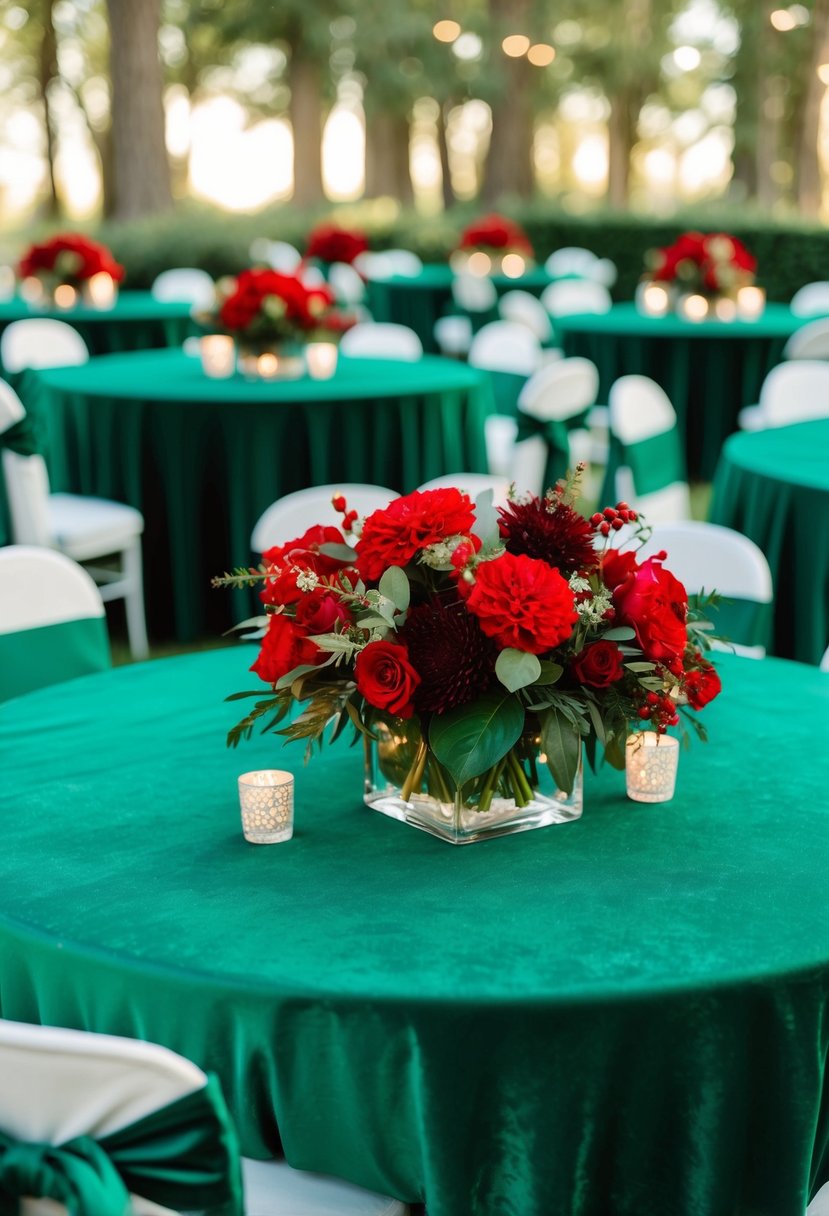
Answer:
366, 265, 552, 353
555, 303, 805, 480
710, 419, 829, 664
0, 648, 826, 1216
14, 350, 491, 640
0, 292, 195, 371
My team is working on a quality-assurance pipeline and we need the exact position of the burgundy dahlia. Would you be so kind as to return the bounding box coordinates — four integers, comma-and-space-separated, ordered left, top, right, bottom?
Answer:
498, 495, 598, 575
400, 595, 497, 714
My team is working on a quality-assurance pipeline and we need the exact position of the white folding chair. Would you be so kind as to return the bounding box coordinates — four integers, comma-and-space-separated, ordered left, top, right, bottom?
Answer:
637, 522, 774, 658
1, 385, 148, 660
541, 280, 612, 317
379, 250, 423, 277
249, 239, 303, 273
251, 483, 398, 555
607, 375, 691, 523
151, 268, 216, 310
738, 360, 829, 430
328, 262, 366, 306
790, 281, 829, 318
0, 547, 110, 702
511, 358, 599, 496
543, 247, 601, 278
417, 473, 512, 509
339, 323, 422, 361
809, 1181, 829, 1215
451, 274, 498, 314
467, 321, 542, 376
0, 1018, 407, 1216
0, 319, 88, 374
433, 315, 472, 357
497, 291, 554, 343
783, 317, 829, 360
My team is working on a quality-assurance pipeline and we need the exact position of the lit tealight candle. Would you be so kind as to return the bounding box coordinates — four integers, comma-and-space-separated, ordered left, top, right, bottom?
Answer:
625, 733, 680, 803
637, 282, 671, 317
500, 253, 526, 279
199, 334, 236, 378
678, 293, 709, 322
466, 251, 492, 277
305, 341, 338, 380
256, 352, 280, 379
19, 276, 45, 305
736, 285, 766, 320
53, 284, 78, 310
713, 296, 737, 322
85, 271, 116, 309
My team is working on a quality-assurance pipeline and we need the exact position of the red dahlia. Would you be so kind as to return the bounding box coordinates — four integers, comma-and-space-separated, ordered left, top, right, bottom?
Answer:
498, 496, 598, 575
401, 595, 497, 714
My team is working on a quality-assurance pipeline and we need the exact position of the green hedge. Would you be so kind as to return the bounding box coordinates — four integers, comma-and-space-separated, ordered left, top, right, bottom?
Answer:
13, 200, 829, 302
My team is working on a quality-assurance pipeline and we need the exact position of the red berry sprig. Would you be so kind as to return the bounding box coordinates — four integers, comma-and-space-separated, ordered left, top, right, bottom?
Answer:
637, 688, 680, 734
590, 502, 638, 537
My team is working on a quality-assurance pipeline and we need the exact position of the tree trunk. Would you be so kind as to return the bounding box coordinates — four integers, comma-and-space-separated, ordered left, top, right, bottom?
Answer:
728, 7, 759, 201
289, 51, 325, 207
607, 89, 637, 208
364, 110, 413, 202
106, 0, 172, 220
481, 0, 535, 202
795, 0, 829, 215
436, 103, 456, 210
39, 0, 61, 217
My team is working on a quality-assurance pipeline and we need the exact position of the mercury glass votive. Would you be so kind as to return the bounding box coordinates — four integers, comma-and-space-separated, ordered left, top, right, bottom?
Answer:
238, 770, 294, 844
19, 276, 46, 305
636, 281, 671, 317
736, 285, 766, 320
53, 283, 78, 310
626, 733, 680, 803
677, 293, 709, 322
305, 341, 338, 380
713, 296, 737, 322
84, 271, 117, 309
199, 334, 236, 378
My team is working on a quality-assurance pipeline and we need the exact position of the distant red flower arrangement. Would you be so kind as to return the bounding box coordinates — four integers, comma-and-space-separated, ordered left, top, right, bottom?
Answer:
18, 233, 124, 285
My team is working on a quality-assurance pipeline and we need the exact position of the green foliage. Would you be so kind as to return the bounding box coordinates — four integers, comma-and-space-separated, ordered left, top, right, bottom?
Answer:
429, 692, 525, 786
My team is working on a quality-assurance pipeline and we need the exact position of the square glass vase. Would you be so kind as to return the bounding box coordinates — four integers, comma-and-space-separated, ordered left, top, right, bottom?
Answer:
363, 716, 582, 846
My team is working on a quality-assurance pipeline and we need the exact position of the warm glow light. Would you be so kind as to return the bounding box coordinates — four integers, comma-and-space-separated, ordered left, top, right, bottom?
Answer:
770, 8, 797, 29
305, 342, 339, 380
433, 19, 461, 42
256, 353, 280, 378
502, 34, 531, 57
85, 272, 116, 309
638, 282, 671, 316
53, 284, 78, 309
713, 297, 737, 321
466, 251, 492, 276
679, 293, 709, 322
673, 45, 701, 71
736, 285, 766, 319
527, 43, 556, 66
19, 276, 44, 304
818, 63, 829, 85
200, 335, 235, 378
501, 254, 526, 278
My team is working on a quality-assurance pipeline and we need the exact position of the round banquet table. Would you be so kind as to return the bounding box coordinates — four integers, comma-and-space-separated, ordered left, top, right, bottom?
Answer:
554, 303, 807, 481
17, 349, 491, 640
0, 292, 195, 371
0, 648, 826, 1216
365, 264, 552, 353
710, 418, 829, 665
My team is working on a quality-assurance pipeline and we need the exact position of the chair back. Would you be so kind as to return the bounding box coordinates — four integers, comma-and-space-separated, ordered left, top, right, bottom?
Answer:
541, 279, 612, 317
468, 321, 541, 375
417, 473, 512, 509
249, 238, 302, 272
790, 281, 829, 317
783, 317, 829, 360
518, 357, 598, 422
451, 274, 498, 313
339, 323, 422, 361
608, 375, 690, 521
820, 645, 829, 672
151, 268, 216, 310
381, 249, 423, 276
0, 1018, 241, 1216
251, 483, 398, 555
433, 315, 472, 357
2, 451, 53, 546
544, 247, 600, 277
498, 290, 554, 342
0, 378, 26, 432
0, 547, 110, 701
328, 262, 365, 305
757, 360, 829, 426
0, 320, 88, 374
637, 522, 773, 656
510, 358, 599, 497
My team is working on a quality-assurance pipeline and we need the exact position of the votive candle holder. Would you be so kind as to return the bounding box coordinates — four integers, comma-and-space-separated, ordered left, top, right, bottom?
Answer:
238, 770, 294, 843
625, 733, 679, 803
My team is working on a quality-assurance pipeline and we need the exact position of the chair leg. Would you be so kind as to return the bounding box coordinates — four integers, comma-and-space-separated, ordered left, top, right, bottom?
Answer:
122, 539, 150, 660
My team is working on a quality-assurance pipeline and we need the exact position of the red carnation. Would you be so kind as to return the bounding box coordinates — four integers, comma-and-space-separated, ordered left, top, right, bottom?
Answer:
354, 640, 420, 719
251, 613, 320, 686
465, 551, 577, 654
613, 556, 688, 664
356, 488, 476, 582
571, 640, 624, 688
684, 663, 722, 709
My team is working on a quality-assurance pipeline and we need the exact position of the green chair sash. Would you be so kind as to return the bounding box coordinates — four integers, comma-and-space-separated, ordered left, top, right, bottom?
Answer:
622, 427, 685, 496
0, 412, 42, 458
0, 617, 111, 703
515, 409, 589, 488
0, 1074, 243, 1216
692, 593, 773, 653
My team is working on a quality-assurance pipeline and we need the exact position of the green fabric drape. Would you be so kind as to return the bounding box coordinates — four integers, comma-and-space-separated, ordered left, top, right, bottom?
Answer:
710, 419, 829, 664
0, 1075, 243, 1216
0, 648, 827, 1216
0, 618, 111, 702
555, 303, 801, 480
13, 351, 492, 641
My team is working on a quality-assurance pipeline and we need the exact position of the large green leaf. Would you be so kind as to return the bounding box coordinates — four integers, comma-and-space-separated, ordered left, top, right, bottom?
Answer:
495, 648, 541, 692
429, 693, 525, 786
379, 565, 410, 612
540, 708, 582, 794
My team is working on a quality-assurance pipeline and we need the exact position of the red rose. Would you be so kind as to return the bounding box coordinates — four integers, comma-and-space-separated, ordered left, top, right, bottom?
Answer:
465, 551, 577, 654
260, 525, 351, 606
354, 641, 421, 719
613, 556, 688, 664
356, 488, 476, 582
600, 547, 638, 591
683, 664, 721, 709
571, 640, 624, 688
294, 589, 350, 634
250, 614, 320, 686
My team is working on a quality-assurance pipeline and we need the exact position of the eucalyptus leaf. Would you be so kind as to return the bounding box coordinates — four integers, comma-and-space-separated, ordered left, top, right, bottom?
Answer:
585, 698, 606, 744
625, 661, 656, 672
379, 566, 410, 612
534, 660, 564, 686
429, 693, 525, 786
275, 662, 322, 690
495, 648, 542, 692
318, 542, 358, 561
602, 626, 636, 641
540, 708, 581, 794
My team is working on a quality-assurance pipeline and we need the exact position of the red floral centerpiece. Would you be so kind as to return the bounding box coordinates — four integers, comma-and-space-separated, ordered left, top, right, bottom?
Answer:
217, 470, 721, 844
17, 233, 124, 307
305, 223, 369, 266
201, 269, 356, 378
453, 214, 534, 276
640, 231, 761, 319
